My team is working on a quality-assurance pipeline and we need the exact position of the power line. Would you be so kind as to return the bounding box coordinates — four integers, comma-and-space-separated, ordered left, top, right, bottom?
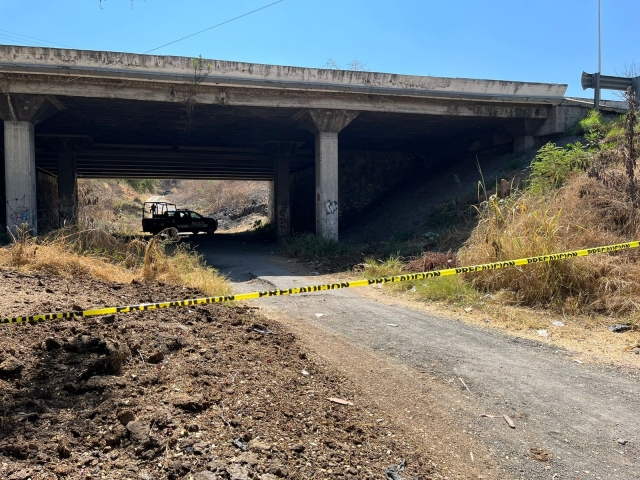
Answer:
0, 28, 73, 49
144, 0, 284, 54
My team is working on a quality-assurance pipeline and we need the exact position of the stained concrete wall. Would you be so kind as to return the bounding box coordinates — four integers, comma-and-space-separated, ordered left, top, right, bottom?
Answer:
36, 170, 58, 234
290, 150, 424, 234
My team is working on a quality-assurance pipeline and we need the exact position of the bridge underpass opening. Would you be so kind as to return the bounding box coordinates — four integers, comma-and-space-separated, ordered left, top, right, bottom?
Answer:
1, 46, 588, 239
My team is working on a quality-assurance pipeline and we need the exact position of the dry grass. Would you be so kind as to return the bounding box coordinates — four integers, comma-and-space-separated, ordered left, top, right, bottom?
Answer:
78, 179, 147, 233
0, 227, 230, 297
459, 166, 640, 315
170, 180, 269, 215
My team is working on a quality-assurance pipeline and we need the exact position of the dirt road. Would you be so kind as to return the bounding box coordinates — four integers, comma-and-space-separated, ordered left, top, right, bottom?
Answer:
198, 236, 640, 480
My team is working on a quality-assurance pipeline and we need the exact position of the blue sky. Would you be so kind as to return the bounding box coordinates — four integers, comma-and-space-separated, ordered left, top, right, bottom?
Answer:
1, 0, 638, 99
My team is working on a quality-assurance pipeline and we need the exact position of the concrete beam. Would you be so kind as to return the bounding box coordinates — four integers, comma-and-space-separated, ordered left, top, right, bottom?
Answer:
3, 77, 552, 119
0, 94, 64, 125
0, 45, 568, 98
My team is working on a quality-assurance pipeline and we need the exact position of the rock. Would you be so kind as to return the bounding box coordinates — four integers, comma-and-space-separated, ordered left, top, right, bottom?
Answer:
291, 443, 305, 453
192, 442, 208, 455
101, 314, 116, 324
193, 472, 219, 480
57, 441, 72, 459
618, 438, 629, 445
259, 475, 279, 480
44, 336, 62, 350
8, 468, 33, 480
186, 423, 200, 432
0, 356, 23, 376
53, 465, 73, 476
537, 329, 549, 338
147, 351, 165, 364
236, 452, 259, 466
249, 441, 271, 453
171, 394, 205, 412
226, 464, 249, 480
126, 421, 149, 443
551, 320, 565, 327
2, 443, 29, 460
232, 438, 249, 451
117, 410, 136, 426
610, 324, 633, 333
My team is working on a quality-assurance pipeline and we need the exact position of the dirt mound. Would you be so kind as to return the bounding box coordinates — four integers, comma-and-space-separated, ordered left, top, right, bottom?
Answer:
0, 271, 438, 479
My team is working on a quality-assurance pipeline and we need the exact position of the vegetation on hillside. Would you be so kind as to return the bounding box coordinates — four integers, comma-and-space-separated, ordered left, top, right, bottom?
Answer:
460, 93, 639, 315
359, 93, 640, 318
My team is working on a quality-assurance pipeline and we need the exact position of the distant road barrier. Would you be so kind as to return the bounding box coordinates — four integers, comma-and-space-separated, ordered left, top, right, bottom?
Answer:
2, 240, 639, 325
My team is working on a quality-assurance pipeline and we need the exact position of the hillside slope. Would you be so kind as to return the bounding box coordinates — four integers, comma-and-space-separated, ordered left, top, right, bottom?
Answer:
343, 139, 580, 245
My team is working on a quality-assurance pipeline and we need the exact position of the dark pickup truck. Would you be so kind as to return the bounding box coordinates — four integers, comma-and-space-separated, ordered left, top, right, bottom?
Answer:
142, 202, 218, 235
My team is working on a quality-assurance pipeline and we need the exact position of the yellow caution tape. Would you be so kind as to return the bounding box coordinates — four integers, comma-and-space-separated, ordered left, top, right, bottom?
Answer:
2, 240, 639, 325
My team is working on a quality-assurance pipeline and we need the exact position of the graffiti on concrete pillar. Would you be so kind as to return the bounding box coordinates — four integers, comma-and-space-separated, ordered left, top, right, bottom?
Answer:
277, 204, 290, 236
7, 196, 31, 227
325, 200, 338, 227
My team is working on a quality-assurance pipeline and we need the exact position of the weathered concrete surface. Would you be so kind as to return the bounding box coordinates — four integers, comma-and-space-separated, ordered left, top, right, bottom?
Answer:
315, 132, 339, 240
298, 110, 359, 239
0, 45, 567, 97
265, 142, 298, 238
4, 121, 37, 234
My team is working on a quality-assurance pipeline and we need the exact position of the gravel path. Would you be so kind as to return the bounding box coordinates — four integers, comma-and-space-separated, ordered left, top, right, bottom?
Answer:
199, 236, 640, 480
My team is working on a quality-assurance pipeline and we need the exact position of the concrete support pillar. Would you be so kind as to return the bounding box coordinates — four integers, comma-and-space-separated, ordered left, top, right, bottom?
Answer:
506, 118, 544, 153
0, 151, 5, 232
275, 156, 291, 238
267, 181, 275, 224
4, 121, 37, 234
513, 135, 535, 152
57, 149, 78, 227
0, 94, 63, 235
265, 142, 299, 238
296, 109, 359, 240
314, 132, 339, 240
43, 135, 91, 228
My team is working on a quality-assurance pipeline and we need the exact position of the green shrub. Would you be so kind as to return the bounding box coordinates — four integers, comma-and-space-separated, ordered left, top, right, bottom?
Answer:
280, 233, 355, 259
528, 142, 590, 193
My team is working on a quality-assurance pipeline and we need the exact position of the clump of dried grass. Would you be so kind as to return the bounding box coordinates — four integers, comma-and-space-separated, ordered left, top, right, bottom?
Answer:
0, 228, 230, 297
460, 169, 640, 314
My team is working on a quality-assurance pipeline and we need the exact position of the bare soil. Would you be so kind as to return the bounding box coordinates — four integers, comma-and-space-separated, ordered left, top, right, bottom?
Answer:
0, 269, 439, 480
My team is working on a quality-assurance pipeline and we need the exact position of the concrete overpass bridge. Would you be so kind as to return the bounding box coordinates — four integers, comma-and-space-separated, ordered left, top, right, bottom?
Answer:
1, 45, 591, 239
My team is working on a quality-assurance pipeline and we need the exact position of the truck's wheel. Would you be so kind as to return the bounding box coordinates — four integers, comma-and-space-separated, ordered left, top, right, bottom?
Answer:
207, 227, 216, 235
